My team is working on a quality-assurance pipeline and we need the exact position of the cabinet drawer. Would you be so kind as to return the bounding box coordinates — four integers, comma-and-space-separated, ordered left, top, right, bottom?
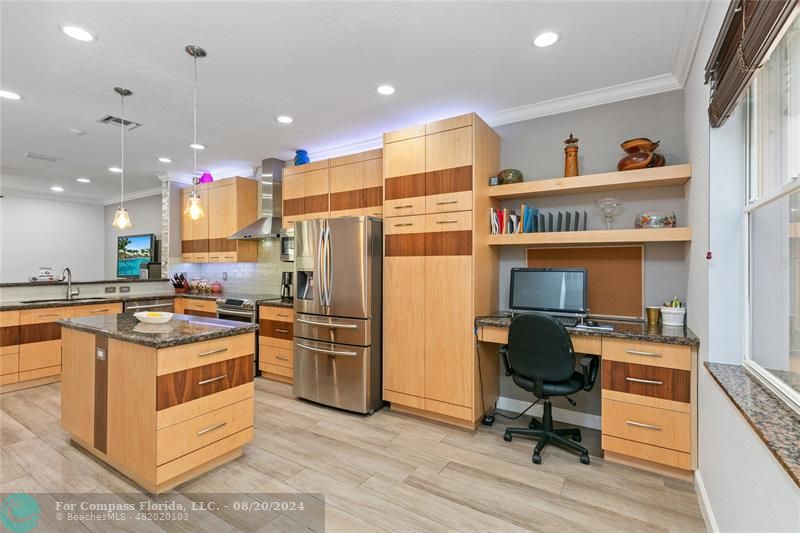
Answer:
259, 343, 293, 369
74, 303, 122, 317
425, 211, 472, 232
0, 353, 19, 375
259, 362, 293, 380
1, 373, 19, 385
384, 214, 425, 235
18, 365, 60, 382
426, 191, 472, 214
260, 319, 293, 343
602, 398, 690, 453
156, 398, 253, 465
20, 307, 74, 325
258, 307, 294, 322
157, 333, 254, 375
181, 253, 194, 263
602, 338, 692, 371
19, 339, 61, 371
0, 311, 20, 327
157, 354, 254, 410
384, 196, 426, 218
602, 360, 690, 403
180, 298, 216, 313
602, 434, 691, 471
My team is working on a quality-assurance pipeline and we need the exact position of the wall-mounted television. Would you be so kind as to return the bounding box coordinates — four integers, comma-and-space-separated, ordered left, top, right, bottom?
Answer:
117, 234, 156, 278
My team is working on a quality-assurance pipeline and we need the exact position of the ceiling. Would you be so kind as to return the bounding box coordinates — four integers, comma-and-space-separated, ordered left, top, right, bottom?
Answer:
0, 1, 705, 205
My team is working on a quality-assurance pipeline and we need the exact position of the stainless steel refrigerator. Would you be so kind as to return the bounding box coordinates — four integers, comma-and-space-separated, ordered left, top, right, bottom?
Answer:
293, 216, 383, 414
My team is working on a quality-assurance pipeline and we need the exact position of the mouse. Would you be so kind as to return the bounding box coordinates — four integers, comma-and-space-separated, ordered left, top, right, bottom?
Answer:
585, 320, 599, 327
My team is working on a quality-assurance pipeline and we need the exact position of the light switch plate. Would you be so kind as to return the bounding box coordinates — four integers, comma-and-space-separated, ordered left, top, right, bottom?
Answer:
96, 347, 106, 361
119, 286, 130, 293
104, 286, 117, 293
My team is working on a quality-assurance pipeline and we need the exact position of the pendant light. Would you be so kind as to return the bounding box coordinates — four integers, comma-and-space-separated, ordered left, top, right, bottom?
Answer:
112, 87, 133, 229
183, 45, 207, 221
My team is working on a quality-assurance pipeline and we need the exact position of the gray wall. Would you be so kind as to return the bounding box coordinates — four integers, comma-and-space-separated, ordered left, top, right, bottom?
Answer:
492, 90, 688, 414
104, 194, 163, 278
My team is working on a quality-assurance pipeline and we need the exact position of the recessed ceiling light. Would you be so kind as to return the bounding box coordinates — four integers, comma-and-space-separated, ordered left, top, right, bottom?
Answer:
76, 177, 91, 183
0, 90, 22, 100
189, 143, 205, 150
158, 157, 172, 163
277, 115, 293, 124
376, 84, 395, 95
108, 166, 122, 173
61, 25, 95, 42
50, 186, 64, 192
533, 31, 559, 48
68, 128, 86, 136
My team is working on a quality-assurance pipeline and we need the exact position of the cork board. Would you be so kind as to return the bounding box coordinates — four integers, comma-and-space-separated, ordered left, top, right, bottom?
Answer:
526, 246, 644, 318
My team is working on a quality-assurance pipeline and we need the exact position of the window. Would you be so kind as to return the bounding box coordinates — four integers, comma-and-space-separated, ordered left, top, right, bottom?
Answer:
745, 13, 800, 408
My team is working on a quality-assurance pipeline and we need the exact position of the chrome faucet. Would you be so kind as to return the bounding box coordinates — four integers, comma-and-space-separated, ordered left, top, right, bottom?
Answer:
59, 267, 79, 300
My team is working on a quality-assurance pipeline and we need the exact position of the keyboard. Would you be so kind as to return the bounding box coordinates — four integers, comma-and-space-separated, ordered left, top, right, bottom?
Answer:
555, 316, 579, 327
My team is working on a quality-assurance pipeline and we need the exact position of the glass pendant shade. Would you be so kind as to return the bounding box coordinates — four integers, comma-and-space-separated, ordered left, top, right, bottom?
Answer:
184, 192, 205, 220
112, 206, 132, 229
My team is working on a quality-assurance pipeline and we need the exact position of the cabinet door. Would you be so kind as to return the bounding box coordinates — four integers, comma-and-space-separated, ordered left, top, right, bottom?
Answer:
384, 137, 426, 217
191, 184, 210, 262
283, 172, 305, 227
425, 126, 473, 214
303, 168, 330, 219
180, 189, 194, 263
329, 162, 363, 217
362, 157, 383, 217
424, 255, 473, 408
207, 183, 237, 262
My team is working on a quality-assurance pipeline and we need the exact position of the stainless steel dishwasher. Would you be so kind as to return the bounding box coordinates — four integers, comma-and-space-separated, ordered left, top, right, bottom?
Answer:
122, 298, 175, 313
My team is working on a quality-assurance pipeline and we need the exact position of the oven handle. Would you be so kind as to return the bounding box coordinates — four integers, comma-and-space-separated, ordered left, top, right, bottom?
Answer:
216, 308, 255, 318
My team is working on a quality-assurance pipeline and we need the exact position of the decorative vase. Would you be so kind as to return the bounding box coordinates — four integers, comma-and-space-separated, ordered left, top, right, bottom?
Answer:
564, 133, 579, 177
294, 150, 310, 166
198, 171, 213, 183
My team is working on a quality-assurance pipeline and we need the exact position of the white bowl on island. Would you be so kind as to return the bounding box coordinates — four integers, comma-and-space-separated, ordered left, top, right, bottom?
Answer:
134, 311, 174, 324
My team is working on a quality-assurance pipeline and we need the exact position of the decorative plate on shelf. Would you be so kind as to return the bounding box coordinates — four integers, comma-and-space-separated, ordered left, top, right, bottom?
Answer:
134, 311, 174, 324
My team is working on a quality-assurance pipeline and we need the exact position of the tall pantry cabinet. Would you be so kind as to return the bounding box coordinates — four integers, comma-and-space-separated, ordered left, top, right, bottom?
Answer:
382, 113, 500, 427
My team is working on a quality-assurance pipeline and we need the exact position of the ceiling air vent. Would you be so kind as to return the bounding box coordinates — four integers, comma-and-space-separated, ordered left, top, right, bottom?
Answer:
97, 115, 142, 131
24, 152, 61, 163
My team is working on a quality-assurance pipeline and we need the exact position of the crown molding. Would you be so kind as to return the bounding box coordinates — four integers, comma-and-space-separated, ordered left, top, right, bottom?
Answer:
672, 0, 711, 87
308, 136, 383, 162
102, 186, 162, 206
0, 187, 102, 205
485, 73, 682, 127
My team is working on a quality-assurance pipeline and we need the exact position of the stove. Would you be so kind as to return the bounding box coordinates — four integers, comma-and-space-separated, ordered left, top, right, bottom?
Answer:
215, 294, 285, 323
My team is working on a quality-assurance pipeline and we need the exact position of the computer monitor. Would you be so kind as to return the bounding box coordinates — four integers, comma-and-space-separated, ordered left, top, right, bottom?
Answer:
509, 268, 588, 316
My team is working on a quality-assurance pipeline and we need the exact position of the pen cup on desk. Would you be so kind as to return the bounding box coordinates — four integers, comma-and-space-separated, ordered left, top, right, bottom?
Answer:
646, 306, 661, 324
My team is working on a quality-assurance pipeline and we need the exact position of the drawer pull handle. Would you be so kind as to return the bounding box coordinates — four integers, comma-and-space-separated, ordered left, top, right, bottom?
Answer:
436, 220, 458, 224
436, 200, 458, 205
276, 355, 289, 362
198, 374, 227, 385
196, 422, 227, 436
626, 350, 661, 357
393, 205, 414, 209
276, 314, 289, 318
224, 256, 235, 259
38, 314, 59, 318
275, 328, 289, 334
625, 420, 662, 431
89, 309, 110, 313
297, 318, 357, 329
198, 347, 227, 357
625, 377, 663, 385
394, 223, 413, 227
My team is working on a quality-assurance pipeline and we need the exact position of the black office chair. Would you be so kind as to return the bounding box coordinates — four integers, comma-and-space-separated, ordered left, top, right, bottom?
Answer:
500, 312, 599, 465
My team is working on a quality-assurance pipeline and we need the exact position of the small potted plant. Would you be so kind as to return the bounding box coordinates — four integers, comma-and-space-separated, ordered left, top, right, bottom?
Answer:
660, 297, 686, 326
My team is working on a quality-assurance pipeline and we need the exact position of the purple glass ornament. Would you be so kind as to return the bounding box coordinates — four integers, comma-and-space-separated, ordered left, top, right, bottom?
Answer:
198, 171, 213, 183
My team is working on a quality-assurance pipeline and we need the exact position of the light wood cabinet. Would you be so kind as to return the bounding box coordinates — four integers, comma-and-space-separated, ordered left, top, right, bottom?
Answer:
1, 311, 20, 385
382, 113, 500, 428
283, 171, 305, 227
180, 178, 258, 263
258, 306, 294, 383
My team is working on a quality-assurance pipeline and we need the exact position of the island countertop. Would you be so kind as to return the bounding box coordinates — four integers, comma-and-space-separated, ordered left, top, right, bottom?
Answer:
58, 313, 258, 349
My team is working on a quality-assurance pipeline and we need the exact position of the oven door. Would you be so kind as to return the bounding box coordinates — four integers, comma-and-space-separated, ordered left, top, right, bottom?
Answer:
216, 307, 255, 323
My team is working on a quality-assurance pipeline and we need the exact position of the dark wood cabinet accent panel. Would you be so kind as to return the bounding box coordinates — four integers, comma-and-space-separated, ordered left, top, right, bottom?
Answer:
304, 194, 329, 215
385, 233, 426, 257
208, 238, 237, 253
19, 322, 61, 344
183, 310, 216, 318
1, 326, 19, 347
94, 335, 108, 453
385, 173, 426, 200
363, 186, 383, 208
426, 166, 473, 196
284, 197, 305, 217
330, 189, 363, 211
260, 319, 293, 342
425, 230, 472, 256
181, 239, 209, 253
602, 360, 690, 403
157, 354, 253, 411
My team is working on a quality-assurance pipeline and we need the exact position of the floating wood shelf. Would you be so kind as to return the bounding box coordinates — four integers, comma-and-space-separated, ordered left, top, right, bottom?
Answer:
486, 227, 692, 246
487, 164, 691, 200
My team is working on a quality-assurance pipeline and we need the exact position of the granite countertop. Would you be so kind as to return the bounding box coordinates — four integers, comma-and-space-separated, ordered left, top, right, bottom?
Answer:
475, 313, 699, 347
705, 362, 800, 487
0, 278, 170, 288
256, 298, 294, 309
59, 313, 258, 349
0, 291, 293, 311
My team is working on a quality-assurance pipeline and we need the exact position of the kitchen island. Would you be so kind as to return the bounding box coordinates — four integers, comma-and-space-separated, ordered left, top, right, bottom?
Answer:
59, 313, 257, 493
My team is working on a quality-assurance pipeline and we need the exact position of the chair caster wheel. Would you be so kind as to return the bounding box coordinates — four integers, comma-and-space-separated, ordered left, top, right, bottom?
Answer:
580, 454, 590, 465
573, 434, 582, 442
532, 453, 542, 464
503, 432, 512, 442
482, 415, 495, 426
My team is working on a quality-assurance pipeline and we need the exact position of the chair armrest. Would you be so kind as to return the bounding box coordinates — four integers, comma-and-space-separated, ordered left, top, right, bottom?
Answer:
499, 345, 512, 376
580, 355, 599, 391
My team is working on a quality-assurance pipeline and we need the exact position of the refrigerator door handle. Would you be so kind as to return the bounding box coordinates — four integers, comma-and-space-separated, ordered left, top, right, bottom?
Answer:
324, 225, 332, 307
296, 342, 357, 357
317, 223, 326, 308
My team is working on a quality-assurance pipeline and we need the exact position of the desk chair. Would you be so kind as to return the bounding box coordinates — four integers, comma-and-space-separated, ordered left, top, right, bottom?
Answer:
500, 312, 599, 465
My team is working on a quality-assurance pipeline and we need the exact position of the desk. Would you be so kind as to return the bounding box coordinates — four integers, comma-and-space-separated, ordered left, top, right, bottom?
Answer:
476, 314, 699, 480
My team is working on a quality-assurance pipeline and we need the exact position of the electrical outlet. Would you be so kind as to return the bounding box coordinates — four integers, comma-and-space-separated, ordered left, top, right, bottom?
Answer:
104, 286, 117, 293
222, 272, 228, 281
119, 286, 131, 293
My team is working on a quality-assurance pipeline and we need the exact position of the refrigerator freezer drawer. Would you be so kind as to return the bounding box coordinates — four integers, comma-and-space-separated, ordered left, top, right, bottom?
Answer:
294, 313, 371, 346
293, 339, 381, 414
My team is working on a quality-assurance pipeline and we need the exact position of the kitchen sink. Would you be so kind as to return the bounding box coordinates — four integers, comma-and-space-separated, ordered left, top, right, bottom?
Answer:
19, 297, 110, 304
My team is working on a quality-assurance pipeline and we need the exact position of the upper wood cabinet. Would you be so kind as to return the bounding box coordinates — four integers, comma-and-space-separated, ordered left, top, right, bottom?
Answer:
180, 178, 258, 263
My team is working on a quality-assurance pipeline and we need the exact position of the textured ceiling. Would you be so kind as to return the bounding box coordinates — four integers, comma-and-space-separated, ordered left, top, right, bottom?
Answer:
0, 1, 698, 204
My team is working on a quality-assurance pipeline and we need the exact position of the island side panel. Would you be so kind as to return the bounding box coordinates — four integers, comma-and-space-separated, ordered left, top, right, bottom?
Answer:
107, 338, 158, 485
60, 328, 95, 444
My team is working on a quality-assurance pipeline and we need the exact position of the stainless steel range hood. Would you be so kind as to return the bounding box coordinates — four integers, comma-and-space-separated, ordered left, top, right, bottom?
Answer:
229, 158, 284, 240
